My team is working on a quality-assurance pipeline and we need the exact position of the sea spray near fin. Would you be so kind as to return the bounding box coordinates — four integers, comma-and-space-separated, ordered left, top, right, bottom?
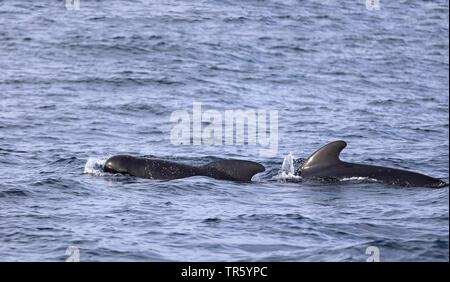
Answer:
281, 153, 295, 175
273, 153, 302, 181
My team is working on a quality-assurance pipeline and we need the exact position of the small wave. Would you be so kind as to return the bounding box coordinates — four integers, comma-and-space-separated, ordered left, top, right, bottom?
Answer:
0, 189, 28, 197
84, 157, 107, 176
202, 218, 221, 223
251, 172, 265, 182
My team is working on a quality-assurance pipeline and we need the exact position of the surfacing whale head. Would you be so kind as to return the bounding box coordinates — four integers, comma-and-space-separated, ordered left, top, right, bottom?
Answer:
104, 155, 136, 175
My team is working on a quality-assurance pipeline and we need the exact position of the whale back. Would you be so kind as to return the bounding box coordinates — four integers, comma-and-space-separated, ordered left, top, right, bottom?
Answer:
104, 155, 265, 181
296, 141, 448, 188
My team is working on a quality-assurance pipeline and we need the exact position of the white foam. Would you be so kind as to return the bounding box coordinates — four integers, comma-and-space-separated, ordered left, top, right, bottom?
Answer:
84, 157, 107, 176
273, 153, 302, 181
340, 177, 379, 182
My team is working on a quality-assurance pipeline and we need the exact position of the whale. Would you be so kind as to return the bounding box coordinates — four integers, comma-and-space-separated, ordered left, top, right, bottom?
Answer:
295, 140, 448, 188
104, 155, 265, 181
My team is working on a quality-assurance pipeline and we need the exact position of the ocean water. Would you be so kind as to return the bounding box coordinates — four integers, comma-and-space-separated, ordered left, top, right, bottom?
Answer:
0, 0, 448, 261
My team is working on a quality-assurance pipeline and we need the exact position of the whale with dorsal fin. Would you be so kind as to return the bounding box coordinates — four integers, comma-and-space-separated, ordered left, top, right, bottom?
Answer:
295, 141, 448, 188
104, 155, 265, 182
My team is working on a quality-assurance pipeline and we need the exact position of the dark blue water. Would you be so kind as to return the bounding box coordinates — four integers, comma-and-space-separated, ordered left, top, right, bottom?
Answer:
0, 0, 448, 261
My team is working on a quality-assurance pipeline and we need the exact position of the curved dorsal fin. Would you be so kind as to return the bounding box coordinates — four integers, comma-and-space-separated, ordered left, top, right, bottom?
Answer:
299, 141, 347, 171
203, 159, 265, 181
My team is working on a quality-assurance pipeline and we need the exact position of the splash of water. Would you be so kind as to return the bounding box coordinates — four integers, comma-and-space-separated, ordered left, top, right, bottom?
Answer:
273, 153, 302, 181
84, 157, 107, 176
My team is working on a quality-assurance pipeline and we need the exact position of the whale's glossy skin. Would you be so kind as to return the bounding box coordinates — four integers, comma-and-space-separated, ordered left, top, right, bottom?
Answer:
104, 155, 265, 182
296, 141, 448, 188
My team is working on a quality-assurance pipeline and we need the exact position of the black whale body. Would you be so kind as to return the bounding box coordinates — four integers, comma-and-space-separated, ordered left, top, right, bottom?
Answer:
103, 141, 448, 188
296, 140, 448, 188
104, 155, 265, 182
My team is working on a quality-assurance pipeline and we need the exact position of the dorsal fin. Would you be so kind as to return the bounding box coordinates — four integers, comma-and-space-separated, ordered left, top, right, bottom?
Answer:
203, 159, 265, 181
299, 141, 347, 172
